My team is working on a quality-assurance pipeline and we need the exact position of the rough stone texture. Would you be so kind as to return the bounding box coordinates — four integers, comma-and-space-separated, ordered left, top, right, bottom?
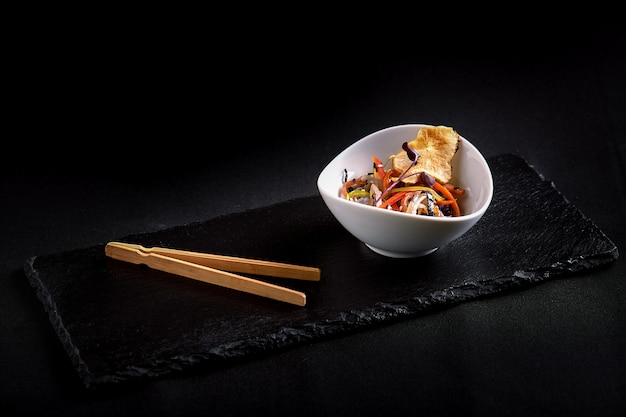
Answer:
24, 154, 619, 388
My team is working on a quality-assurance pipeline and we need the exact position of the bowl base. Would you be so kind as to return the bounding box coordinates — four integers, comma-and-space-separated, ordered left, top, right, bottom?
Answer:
365, 244, 438, 258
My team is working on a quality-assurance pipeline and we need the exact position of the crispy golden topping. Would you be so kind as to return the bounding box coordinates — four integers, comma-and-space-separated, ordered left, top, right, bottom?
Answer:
391, 126, 460, 184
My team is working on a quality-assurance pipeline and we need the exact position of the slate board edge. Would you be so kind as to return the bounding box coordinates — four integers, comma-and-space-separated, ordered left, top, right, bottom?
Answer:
24, 256, 95, 387
22, 226, 619, 390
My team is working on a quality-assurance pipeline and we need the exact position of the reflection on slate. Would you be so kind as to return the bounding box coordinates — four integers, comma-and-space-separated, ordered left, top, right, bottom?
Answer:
24, 154, 619, 388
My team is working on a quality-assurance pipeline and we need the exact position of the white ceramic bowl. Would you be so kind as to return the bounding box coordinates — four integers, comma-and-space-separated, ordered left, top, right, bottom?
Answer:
317, 124, 493, 257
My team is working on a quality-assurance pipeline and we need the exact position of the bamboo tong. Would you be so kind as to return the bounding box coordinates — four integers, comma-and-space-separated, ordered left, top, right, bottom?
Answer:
105, 242, 320, 306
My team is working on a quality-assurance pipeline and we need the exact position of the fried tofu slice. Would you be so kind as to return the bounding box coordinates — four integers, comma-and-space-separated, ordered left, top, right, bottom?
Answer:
391, 126, 460, 184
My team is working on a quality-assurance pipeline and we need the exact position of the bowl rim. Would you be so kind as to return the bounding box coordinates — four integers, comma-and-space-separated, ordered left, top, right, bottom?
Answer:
317, 123, 494, 223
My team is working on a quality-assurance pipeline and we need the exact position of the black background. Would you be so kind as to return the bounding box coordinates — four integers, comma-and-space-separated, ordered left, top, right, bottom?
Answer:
2, 13, 625, 417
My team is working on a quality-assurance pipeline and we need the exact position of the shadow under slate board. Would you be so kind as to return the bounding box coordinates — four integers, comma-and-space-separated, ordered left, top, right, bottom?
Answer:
24, 154, 619, 389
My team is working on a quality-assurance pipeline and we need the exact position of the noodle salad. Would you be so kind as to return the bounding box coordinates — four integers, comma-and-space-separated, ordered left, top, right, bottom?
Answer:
341, 142, 465, 217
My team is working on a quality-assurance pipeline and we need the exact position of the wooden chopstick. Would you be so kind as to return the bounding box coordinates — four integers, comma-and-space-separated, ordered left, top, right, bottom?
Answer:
111, 242, 320, 281
104, 242, 318, 306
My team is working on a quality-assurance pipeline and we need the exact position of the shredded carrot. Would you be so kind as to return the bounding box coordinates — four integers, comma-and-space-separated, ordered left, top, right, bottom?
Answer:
380, 191, 407, 209
382, 169, 394, 190
444, 183, 466, 196
372, 155, 385, 180
391, 185, 445, 201
342, 178, 359, 198
433, 182, 461, 216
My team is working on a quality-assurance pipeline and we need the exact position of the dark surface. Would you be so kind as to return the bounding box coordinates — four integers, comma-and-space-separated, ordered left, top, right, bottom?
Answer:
23, 155, 618, 389
2, 21, 625, 416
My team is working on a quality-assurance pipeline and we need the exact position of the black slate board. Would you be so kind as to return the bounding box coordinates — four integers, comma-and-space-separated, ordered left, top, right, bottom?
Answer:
24, 154, 619, 389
